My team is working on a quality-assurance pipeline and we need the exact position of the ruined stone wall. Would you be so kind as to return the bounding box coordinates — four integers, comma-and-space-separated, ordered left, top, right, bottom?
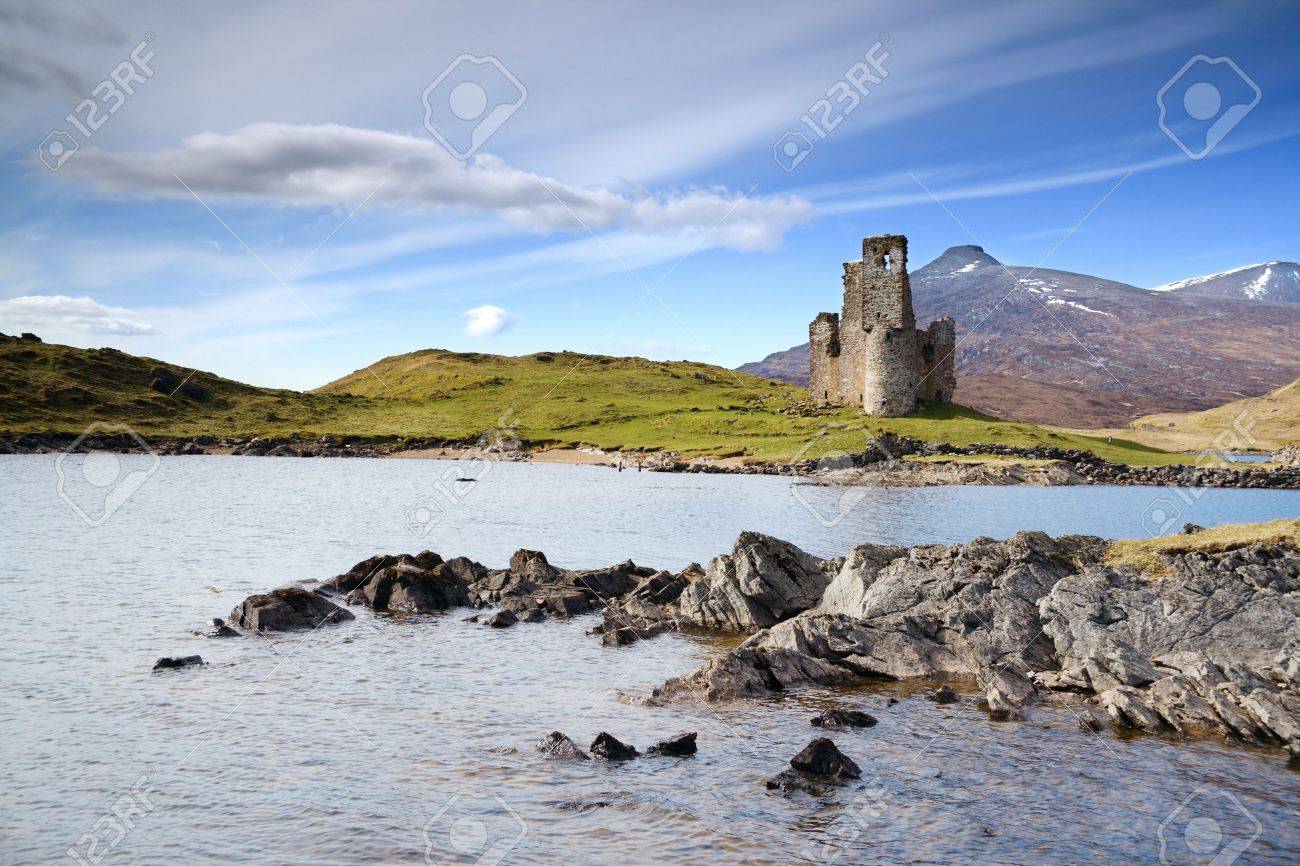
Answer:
835, 261, 866, 404
917, 316, 956, 403
808, 313, 840, 403
860, 235, 914, 333
863, 326, 920, 416
808, 233, 953, 416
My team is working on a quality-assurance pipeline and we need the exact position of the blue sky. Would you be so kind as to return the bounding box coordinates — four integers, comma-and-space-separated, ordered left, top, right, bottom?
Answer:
1, 0, 1297, 389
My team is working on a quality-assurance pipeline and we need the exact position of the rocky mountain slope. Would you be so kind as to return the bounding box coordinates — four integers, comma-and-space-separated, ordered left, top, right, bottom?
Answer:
738, 247, 1300, 427
1152, 261, 1300, 303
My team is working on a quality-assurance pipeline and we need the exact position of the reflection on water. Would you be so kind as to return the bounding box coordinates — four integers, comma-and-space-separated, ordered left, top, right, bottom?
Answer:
2, 455, 1297, 864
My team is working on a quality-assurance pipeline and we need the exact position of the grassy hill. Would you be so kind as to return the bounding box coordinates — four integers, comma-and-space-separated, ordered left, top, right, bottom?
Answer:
0, 334, 1194, 465
1078, 377, 1300, 452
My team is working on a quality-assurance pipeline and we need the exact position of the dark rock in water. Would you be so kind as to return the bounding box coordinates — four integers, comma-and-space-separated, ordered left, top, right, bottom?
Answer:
886, 698, 899, 706
590, 732, 639, 760
929, 685, 959, 704
340, 554, 471, 614
208, 617, 240, 638
811, 708, 878, 729
486, 610, 518, 628
766, 772, 823, 795
229, 587, 354, 632
646, 732, 697, 756
537, 731, 589, 760
463, 614, 481, 623
789, 737, 861, 779
153, 655, 203, 671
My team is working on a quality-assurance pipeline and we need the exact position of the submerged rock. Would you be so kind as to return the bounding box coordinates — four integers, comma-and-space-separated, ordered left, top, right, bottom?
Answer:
590, 732, 639, 760
229, 587, 354, 632
811, 708, 878, 728
153, 655, 203, 671
646, 732, 697, 756
537, 731, 589, 760
928, 685, 959, 705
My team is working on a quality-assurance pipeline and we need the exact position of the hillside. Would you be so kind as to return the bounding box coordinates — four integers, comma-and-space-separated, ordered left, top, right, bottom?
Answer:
739, 245, 1300, 427
1098, 377, 1300, 452
0, 334, 1191, 465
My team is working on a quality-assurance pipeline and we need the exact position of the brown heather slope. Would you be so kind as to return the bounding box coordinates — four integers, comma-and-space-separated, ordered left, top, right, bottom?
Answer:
1080, 377, 1300, 452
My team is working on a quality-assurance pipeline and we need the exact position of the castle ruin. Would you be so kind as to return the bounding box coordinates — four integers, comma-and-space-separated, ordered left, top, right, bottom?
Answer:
809, 234, 955, 416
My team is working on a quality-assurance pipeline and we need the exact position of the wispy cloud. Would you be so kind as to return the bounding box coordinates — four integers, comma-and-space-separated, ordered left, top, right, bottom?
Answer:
61, 123, 812, 251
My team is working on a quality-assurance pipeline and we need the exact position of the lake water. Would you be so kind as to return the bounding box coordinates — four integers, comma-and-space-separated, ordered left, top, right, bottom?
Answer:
2, 455, 1298, 865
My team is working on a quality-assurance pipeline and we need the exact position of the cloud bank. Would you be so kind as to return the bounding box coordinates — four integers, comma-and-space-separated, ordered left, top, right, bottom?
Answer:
0, 295, 155, 336
63, 123, 812, 251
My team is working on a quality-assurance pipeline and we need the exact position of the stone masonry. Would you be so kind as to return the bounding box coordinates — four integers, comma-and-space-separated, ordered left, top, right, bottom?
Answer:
809, 234, 955, 416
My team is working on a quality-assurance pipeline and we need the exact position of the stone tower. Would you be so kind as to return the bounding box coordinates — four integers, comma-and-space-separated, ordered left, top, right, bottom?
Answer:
808, 234, 955, 416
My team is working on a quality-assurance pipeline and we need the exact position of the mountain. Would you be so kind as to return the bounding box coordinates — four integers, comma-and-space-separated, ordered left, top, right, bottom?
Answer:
739, 245, 1300, 427
1151, 261, 1300, 303
1120, 377, 1300, 452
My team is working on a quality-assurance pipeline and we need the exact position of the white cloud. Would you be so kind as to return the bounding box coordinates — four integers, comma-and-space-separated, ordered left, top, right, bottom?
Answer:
62, 123, 812, 251
0, 294, 155, 336
462, 304, 514, 337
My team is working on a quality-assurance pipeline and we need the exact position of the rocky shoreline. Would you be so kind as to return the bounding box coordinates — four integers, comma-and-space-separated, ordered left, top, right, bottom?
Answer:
196, 525, 1300, 763
5, 430, 1300, 489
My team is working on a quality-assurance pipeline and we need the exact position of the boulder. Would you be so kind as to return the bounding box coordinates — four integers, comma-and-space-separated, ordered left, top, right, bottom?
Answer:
766, 737, 861, 793
229, 587, 354, 632
153, 655, 203, 670
537, 731, 589, 760
676, 532, 832, 632
485, 610, 518, 628
590, 732, 639, 760
646, 732, 697, 756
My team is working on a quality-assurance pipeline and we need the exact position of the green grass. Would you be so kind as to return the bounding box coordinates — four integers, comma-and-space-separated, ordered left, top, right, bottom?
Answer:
0, 337, 1200, 466
1105, 517, 1300, 577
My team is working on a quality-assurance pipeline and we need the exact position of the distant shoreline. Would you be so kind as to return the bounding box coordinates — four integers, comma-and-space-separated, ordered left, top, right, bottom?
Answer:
5, 432, 1300, 490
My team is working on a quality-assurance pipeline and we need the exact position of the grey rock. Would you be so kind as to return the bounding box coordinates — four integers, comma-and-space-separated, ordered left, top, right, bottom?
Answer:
649, 532, 1300, 760
537, 731, 589, 760
676, 532, 832, 632
229, 587, 354, 632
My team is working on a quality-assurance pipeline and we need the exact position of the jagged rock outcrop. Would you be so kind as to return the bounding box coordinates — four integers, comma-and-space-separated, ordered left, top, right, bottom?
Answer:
649, 532, 1300, 760
229, 587, 355, 632
675, 532, 837, 632
338, 553, 475, 614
